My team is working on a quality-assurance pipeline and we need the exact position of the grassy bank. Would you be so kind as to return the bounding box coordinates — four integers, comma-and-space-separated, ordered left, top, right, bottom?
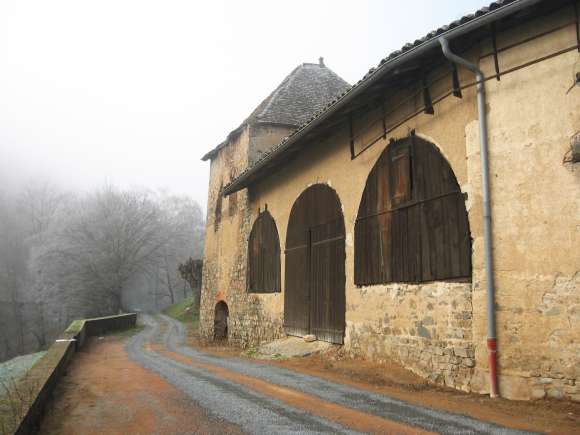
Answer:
163, 297, 199, 324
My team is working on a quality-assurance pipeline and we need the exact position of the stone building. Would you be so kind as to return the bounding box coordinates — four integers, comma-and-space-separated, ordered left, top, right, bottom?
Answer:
200, 0, 580, 401
200, 60, 350, 344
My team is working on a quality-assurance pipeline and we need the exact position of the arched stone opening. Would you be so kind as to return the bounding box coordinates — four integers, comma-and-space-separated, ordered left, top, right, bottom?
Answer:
355, 134, 471, 285
214, 301, 229, 340
248, 210, 281, 293
284, 184, 346, 344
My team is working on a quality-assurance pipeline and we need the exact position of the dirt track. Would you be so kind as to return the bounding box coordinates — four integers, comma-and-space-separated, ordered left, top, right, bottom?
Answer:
41, 315, 579, 434
127, 315, 537, 434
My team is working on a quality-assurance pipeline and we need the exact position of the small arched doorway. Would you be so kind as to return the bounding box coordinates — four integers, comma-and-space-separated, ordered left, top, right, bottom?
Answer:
214, 301, 229, 340
284, 184, 346, 344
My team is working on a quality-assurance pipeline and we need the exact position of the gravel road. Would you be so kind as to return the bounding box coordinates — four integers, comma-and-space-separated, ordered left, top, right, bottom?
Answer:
126, 315, 535, 435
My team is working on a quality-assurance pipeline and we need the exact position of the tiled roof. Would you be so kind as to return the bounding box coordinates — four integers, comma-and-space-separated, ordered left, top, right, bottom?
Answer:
248, 62, 350, 127
201, 61, 349, 160
223, 0, 542, 195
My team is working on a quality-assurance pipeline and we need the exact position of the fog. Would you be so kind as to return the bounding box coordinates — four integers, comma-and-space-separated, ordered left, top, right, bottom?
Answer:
1, 0, 487, 364
0, 0, 485, 210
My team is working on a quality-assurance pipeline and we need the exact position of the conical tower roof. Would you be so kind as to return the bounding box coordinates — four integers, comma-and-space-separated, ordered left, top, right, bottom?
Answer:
247, 60, 350, 127
202, 60, 349, 160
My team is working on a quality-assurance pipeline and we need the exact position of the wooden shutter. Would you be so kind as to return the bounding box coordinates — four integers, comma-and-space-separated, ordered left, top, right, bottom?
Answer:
390, 146, 411, 206
354, 136, 471, 285
248, 211, 280, 293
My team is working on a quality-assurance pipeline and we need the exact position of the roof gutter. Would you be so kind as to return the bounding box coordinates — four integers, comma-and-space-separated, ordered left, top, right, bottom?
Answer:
439, 37, 498, 399
223, 0, 543, 196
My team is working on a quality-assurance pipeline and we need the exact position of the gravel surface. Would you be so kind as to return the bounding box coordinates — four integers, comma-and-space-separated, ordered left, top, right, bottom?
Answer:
127, 315, 356, 435
127, 314, 536, 435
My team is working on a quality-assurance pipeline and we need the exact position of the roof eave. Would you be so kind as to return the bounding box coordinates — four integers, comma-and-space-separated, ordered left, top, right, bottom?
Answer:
222, 0, 542, 196
200, 120, 301, 162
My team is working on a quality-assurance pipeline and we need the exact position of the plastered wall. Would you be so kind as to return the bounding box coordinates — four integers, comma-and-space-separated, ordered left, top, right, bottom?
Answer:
201, 9, 580, 401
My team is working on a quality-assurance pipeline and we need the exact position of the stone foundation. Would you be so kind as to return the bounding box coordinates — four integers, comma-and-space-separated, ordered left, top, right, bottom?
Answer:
199, 193, 285, 348
345, 281, 475, 391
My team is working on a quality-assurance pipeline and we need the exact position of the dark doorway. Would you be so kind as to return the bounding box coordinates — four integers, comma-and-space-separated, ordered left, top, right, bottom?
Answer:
284, 184, 345, 344
214, 301, 229, 340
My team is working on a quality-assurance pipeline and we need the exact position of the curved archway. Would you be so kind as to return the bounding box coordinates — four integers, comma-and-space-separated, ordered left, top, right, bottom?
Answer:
248, 210, 281, 293
355, 135, 471, 285
285, 184, 345, 344
214, 301, 229, 340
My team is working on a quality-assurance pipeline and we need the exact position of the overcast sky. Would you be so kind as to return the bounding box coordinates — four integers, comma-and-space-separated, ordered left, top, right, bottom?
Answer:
0, 0, 486, 211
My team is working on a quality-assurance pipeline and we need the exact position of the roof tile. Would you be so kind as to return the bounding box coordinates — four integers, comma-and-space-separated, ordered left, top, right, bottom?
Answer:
222, 0, 523, 191
202, 62, 349, 160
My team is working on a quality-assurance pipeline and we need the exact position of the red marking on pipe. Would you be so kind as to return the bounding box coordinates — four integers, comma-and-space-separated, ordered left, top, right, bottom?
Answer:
487, 338, 499, 398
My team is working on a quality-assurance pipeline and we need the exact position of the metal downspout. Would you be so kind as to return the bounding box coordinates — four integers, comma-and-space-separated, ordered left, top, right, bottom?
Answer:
439, 37, 499, 398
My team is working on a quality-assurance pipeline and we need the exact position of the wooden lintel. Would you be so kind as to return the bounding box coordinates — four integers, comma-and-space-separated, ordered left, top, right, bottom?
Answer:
381, 102, 387, 140
422, 77, 434, 115
491, 24, 501, 81
452, 64, 462, 98
349, 115, 355, 160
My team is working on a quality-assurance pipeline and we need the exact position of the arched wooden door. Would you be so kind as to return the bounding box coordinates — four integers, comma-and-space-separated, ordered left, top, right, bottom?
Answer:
355, 135, 471, 285
284, 184, 345, 344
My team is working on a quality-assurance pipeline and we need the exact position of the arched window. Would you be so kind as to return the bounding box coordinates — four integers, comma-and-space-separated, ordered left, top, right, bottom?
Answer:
248, 210, 281, 293
355, 135, 471, 285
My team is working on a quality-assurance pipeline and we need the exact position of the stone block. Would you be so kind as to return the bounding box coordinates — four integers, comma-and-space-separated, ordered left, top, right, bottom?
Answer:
498, 374, 532, 401
546, 388, 565, 399
453, 347, 472, 358
563, 385, 578, 394
462, 358, 475, 368
530, 388, 546, 399
431, 347, 444, 356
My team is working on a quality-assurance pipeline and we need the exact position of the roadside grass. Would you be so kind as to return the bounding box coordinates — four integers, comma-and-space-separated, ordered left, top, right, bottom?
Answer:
163, 298, 200, 343
163, 297, 199, 325
242, 347, 286, 360
0, 373, 40, 435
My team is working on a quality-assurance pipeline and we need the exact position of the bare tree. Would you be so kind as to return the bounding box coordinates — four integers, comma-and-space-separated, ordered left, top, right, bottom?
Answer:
178, 257, 203, 315
0, 189, 29, 356
1, 183, 206, 360
153, 192, 204, 307
17, 182, 68, 244
35, 186, 171, 314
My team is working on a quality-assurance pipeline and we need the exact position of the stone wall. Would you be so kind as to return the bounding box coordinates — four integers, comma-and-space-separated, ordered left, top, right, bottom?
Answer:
249, 124, 295, 166
1, 313, 137, 435
200, 125, 287, 346
200, 6, 580, 401
200, 126, 251, 340
346, 281, 475, 391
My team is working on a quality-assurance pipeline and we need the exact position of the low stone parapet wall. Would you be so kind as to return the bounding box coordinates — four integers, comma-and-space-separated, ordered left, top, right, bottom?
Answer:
0, 313, 137, 435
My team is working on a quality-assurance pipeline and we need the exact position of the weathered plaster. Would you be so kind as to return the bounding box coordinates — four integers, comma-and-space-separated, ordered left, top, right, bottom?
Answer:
201, 10, 580, 401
